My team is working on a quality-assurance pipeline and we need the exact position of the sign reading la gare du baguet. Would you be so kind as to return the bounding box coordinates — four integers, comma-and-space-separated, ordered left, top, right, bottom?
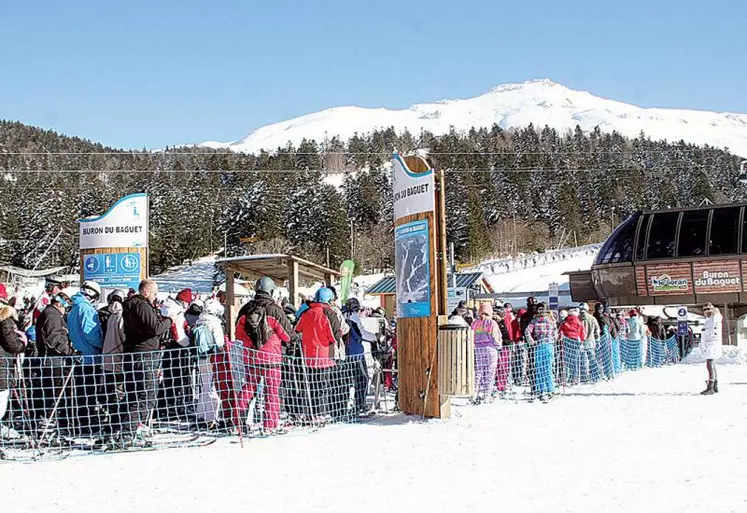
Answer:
79, 194, 148, 249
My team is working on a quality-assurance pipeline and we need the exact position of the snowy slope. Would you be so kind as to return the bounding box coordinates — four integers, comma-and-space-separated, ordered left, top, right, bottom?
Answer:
478, 245, 600, 294
7, 362, 747, 513
203, 79, 747, 157
152, 255, 218, 295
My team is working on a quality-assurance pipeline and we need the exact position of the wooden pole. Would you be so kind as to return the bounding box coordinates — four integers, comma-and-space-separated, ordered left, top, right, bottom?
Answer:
436, 169, 448, 317
396, 155, 446, 419
226, 268, 236, 340
289, 260, 300, 308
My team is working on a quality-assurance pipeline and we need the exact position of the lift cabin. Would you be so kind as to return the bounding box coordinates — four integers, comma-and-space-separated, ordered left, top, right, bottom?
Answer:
568, 202, 747, 343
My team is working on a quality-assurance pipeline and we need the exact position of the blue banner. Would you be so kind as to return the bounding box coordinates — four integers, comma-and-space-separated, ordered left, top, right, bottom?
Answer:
395, 220, 431, 318
83, 252, 141, 289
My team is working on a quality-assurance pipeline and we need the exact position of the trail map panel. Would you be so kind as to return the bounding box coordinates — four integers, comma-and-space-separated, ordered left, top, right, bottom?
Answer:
395, 220, 431, 318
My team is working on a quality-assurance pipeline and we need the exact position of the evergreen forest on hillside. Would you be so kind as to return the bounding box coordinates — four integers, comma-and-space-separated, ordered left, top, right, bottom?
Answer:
0, 120, 742, 274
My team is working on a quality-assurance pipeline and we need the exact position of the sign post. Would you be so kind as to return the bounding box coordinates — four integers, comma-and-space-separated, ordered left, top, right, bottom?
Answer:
78, 193, 149, 294
392, 153, 448, 418
548, 282, 559, 315
447, 287, 468, 315
677, 306, 688, 361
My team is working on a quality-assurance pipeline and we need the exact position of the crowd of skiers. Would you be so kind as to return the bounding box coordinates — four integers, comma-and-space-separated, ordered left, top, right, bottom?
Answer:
0, 274, 725, 446
449, 296, 709, 404
0, 275, 396, 446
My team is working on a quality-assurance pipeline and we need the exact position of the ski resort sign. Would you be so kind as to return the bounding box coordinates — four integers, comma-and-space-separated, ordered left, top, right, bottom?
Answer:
392, 153, 435, 221
79, 193, 149, 249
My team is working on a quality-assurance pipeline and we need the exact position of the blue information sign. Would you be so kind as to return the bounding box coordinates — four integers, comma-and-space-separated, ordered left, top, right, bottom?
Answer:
83, 252, 141, 289
395, 220, 432, 318
677, 306, 689, 336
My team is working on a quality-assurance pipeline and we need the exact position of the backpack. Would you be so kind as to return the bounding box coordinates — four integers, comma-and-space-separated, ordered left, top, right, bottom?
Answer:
192, 323, 217, 356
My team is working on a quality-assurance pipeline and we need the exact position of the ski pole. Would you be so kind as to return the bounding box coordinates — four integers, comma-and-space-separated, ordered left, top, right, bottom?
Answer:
223, 342, 244, 448
146, 351, 165, 433
13, 356, 36, 450
38, 360, 76, 447
296, 343, 316, 423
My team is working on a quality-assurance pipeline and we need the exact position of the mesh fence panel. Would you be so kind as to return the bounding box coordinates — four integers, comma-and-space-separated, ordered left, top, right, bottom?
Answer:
0, 333, 678, 460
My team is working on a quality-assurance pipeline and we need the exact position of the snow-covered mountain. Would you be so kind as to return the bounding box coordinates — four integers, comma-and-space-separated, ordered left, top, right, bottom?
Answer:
202, 79, 747, 157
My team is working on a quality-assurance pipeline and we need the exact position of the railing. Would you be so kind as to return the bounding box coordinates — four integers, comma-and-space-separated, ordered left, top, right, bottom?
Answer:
0, 333, 679, 461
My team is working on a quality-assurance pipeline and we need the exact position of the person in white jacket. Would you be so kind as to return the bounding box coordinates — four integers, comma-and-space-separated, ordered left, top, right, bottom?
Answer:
193, 299, 226, 424
699, 302, 723, 395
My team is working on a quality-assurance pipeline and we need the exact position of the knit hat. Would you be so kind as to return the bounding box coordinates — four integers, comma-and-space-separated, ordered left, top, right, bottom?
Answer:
479, 302, 493, 316
176, 288, 193, 304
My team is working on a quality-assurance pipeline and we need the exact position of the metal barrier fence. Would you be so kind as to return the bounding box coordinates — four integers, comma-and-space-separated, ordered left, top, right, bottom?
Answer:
0, 334, 678, 461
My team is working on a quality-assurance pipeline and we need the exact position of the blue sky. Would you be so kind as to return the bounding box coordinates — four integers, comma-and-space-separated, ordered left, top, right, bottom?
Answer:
1, 0, 745, 149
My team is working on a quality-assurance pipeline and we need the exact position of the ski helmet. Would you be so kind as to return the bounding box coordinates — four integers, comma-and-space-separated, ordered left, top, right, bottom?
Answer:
81, 281, 102, 300
107, 289, 126, 303
314, 287, 334, 304
255, 276, 277, 294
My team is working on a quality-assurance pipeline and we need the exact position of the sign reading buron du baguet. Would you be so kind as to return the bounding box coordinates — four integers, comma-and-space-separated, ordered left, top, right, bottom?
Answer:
79, 193, 148, 249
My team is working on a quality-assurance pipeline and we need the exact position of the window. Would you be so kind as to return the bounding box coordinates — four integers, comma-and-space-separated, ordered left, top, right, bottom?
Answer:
597, 214, 638, 264
709, 207, 741, 255
677, 210, 709, 257
646, 212, 679, 259
634, 214, 650, 260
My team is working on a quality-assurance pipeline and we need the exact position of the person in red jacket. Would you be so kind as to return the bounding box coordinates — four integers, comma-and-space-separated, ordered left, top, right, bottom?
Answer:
559, 308, 585, 385
295, 288, 342, 421
510, 307, 527, 386
503, 303, 518, 343
235, 304, 290, 432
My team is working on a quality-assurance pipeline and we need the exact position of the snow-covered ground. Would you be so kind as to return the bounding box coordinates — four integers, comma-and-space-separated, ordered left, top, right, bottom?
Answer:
5, 360, 747, 513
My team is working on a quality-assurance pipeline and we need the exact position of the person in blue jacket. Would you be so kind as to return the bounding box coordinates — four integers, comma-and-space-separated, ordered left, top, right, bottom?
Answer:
67, 280, 103, 436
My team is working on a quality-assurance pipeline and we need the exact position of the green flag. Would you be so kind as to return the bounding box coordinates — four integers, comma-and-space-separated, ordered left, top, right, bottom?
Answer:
339, 260, 356, 303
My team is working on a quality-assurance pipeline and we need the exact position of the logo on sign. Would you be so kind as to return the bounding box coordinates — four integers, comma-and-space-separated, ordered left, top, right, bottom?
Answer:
119, 254, 139, 272
694, 270, 740, 288
651, 274, 688, 292
85, 256, 100, 273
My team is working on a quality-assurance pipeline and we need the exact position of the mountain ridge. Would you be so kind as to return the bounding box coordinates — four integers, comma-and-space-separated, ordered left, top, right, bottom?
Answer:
200, 79, 747, 157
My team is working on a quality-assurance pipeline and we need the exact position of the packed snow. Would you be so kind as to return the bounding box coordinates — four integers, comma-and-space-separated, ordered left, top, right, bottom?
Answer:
4, 359, 747, 513
201, 79, 747, 157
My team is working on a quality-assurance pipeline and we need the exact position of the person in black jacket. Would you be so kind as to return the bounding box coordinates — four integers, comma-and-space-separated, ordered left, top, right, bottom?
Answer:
121, 279, 172, 439
34, 294, 75, 434
0, 301, 26, 439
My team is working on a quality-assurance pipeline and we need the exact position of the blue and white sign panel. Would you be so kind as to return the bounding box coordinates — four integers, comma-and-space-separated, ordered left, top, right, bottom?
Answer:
392, 154, 435, 221
395, 220, 432, 318
83, 252, 141, 289
79, 193, 148, 250
677, 306, 689, 337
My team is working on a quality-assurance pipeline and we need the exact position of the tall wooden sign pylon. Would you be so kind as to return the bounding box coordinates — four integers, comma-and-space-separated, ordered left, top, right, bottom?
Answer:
392, 153, 449, 418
